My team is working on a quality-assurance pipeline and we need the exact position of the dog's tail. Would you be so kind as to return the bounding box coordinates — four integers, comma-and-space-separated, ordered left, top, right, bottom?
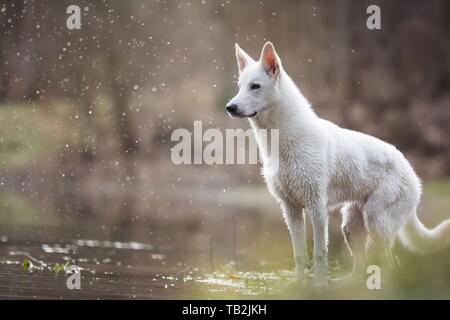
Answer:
399, 213, 450, 254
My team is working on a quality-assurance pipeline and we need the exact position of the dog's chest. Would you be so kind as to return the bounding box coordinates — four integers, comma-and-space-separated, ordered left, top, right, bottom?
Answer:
254, 126, 323, 204
262, 156, 313, 205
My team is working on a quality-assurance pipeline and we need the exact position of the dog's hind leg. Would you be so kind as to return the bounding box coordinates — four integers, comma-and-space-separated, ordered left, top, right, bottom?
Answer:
363, 185, 413, 271
281, 200, 309, 280
341, 202, 368, 278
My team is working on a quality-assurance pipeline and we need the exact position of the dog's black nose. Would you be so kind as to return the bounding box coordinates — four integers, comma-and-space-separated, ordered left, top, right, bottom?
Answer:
226, 104, 237, 113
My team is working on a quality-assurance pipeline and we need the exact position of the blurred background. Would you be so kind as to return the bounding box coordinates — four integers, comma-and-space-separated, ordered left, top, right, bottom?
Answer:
0, 0, 449, 299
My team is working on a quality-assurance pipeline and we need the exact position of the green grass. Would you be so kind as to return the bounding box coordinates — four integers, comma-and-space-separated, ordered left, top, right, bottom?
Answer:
0, 103, 73, 169
0, 100, 102, 168
424, 180, 450, 196
0, 191, 59, 226
0, 102, 83, 226
189, 259, 347, 298
419, 180, 450, 226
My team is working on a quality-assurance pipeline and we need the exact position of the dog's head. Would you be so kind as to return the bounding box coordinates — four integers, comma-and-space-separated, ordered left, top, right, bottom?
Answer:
226, 41, 283, 118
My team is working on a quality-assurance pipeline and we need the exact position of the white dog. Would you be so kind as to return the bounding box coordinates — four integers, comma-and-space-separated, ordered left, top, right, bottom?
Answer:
226, 41, 450, 286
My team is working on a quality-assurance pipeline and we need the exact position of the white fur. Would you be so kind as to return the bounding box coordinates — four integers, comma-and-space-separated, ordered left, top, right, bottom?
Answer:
227, 42, 450, 286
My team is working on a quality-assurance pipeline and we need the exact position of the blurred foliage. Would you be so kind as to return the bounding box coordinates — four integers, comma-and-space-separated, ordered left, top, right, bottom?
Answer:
0, 0, 448, 224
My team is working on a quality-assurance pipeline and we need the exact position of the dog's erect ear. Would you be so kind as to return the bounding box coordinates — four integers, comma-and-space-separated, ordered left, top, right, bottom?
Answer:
235, 43, 253, 74
260, 42, 281, 78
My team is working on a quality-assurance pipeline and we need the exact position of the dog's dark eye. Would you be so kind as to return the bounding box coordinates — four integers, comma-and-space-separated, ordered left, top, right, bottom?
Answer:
250, 83, 261, 90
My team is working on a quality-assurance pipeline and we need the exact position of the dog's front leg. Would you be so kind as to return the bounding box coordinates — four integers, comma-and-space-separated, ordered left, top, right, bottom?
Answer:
281, 200, 308, 280
306, 203, 329, 286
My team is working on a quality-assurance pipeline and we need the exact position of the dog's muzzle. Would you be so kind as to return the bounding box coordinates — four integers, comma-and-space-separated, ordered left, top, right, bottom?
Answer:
226, 103, 238, 115
225, 104, 257, 118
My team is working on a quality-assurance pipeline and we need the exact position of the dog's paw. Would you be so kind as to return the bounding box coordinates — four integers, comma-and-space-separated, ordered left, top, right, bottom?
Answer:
313, 276, 329, 288
293, 267, 309, 280
280, 269, 311, 292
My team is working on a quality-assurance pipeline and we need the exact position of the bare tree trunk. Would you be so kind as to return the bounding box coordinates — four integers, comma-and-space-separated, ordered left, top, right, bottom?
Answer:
111, 86, 139, 155
110, 83, 139, 226
0, 1, 25, 101
105, 47, 140, 225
